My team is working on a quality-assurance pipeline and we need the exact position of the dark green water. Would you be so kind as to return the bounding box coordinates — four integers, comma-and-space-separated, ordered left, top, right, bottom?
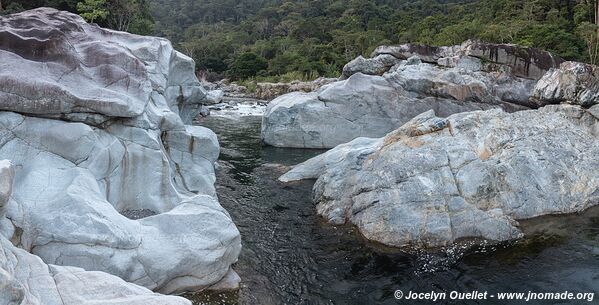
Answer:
189, 115, 599, 305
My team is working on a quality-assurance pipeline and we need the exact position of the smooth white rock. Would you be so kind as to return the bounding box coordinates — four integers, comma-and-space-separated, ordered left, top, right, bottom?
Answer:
0, 8, 241, 296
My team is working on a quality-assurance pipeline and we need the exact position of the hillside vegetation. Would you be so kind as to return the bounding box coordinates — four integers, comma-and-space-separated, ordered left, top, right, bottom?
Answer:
3, 0, 598, 81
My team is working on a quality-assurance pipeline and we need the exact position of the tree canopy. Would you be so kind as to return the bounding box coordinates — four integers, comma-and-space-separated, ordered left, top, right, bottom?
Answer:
146, 0, 597, 80
2, 0, 598, 80
229, 52, 269, 79
3, 0, 154, 34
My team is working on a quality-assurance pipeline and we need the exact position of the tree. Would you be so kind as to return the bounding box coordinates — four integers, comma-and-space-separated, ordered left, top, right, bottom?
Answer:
229, 52, 267, 79
2, 1, 24, 14
106, 0, 138, 32
269, 52, 300, 75
577, 22, 599, 64
77, 0, 108, 23
70, 0, 597, 79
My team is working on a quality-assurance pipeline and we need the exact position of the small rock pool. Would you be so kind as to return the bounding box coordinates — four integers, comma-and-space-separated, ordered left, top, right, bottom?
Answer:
187, 110, 599, 305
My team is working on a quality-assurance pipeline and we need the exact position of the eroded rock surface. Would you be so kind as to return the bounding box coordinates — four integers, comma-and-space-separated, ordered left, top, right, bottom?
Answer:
262, 40, 565, 148
371, 44, 461, 65
462, 41, 564, 80
371, 40, 563, 80
263, 54, 538, 148
0, 161, 192, 305
533, 61, 599, 107
280, 105, 599, 248
341, 54, 400, 79
0, 8, 209, 125
0, 8, 240, 297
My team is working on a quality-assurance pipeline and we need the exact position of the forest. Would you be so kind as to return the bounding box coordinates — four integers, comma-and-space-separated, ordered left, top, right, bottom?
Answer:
2, 0, 598, 81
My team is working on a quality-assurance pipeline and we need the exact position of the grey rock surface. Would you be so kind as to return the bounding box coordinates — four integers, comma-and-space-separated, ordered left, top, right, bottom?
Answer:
371, 44, 461, 64
0, 7, 240, 297
280, 105, 599, 248
0, 238, 194, 305
262, 40, 563, 149
385, 59, 536, 108
533, 61, 599, 107
261, 73, 454, 149
0, 160, 13, 217
262, 54, 535, 148
462, 40, 564, 80
371, 40, 563, 80
341, 54, 401, 79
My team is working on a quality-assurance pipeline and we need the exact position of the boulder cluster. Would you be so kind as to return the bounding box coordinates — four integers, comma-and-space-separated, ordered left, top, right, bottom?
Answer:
0, 8, 240, 304
262, 40, 564, 148
271, 40, 599, 249
2, 6, 599, 302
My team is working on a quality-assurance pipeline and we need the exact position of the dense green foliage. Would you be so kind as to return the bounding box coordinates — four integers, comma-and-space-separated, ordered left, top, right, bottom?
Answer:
229, 52, 269, 79
77, 0, 108, 23
2, 0, 78, 13
146, 0, 598, 80
2, 0, 598, 80
2, 0, 154, 35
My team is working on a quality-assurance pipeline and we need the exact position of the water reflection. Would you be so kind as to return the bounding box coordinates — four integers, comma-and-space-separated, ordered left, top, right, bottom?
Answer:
188, 115, 599, 305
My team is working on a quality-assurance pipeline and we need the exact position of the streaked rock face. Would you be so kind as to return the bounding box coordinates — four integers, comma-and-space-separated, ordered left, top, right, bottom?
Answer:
262, 56, 534, 148
533, 61, 599, 107
0, 7, 240, 297
371, 43, 462, 65
262, 40, 565, 149
280, 105, 599, 248
0, 8, 203, 123
341, 54, 400, 79
371, 40, 563, 80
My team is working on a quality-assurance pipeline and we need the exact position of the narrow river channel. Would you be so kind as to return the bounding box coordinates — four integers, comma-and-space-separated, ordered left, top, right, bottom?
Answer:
189, 110, 599, 305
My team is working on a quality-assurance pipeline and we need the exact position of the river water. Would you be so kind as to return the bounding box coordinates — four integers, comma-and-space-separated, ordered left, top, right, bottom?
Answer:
188, 110, 599, 305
